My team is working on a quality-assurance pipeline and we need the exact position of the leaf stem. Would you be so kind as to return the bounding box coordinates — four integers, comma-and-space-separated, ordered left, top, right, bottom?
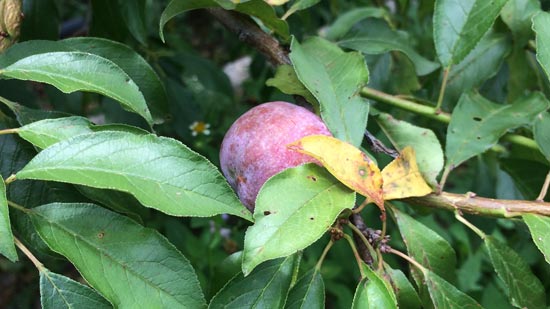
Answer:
14, 237, 44, 271
7, 200, 30, 213
343, 233, 366, 279
4, 174, 16, 185
0, 128, 18, 135
315, 240, 334, 271
536, 169, 550, 202
352, 198, 370, 214
388, 248, 426, 274
455, 211, 486, 239
435, 66, 451, 112
347, 222, 378, 264
438, 166, 451, 193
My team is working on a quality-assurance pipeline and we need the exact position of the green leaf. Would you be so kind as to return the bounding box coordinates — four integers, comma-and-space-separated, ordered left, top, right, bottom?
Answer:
351, 264, 397, 309
0, 97, 69, 125
338, 28, 440, 76
501, 159, 549, 200
424, 270, 482, 308
242, 164, 354, 275
290, 37, 369, 147
484, 236, 546, 309
501, 0, 541, 47
523, 214, 550, 264
18, 117, 95, 150
533, 12, 550, 84
159, 0, 289, 42
0, 52, 153, 125
444, 33, 511, 106
17, 116, 148, 150
63, 38, 169, 124
0, 38, 168, 123
40, 268, 112, 309
283, 0, 321, 20
31, 203, 206, 308
17, 131, 252, 221
446, 92, 549, 168
534, 111, 550, 160
0, 174, 17, 262
385, 267, 421, 309
19, 0, 59, 41
325, 7, 388, 41
376, 113, 444, 186
235, 0, 290, 40
266, 64, 319, 110
159, 0, 217, 42
117, 0, 147, 45
285, 269, 325, 309
392, 207, 457, 283
433, 0, 509, 66
209, 255, 297, 308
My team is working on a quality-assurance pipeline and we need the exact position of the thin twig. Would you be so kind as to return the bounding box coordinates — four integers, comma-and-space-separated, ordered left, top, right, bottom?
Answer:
455, 211, 486, 239
435, 66, 451, 112
388, 248, 425, 273
536, 169, 550, 202
315, 240, 334, 270
343, 233, 366, 278
350, 214, 375, 265
347, 221, 377, 265
364, 130, 399, 158
14, 237, 44, 271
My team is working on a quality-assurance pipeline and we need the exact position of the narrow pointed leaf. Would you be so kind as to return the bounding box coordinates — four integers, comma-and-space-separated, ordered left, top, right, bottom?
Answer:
266, 64, 318, 110
376, 113, 443, 186
0, 38, 168, 123
17, 131, 252, 221
288, 135, 383, 209
446, 92, 549, 169
381, 147, 432, 200
283, 0, 321, 19
534, 111, 550, 160
325, 7, 388, 41
385, 267, 421, 309
534, 12, 550, 83
0, 52, 153, 125
338, 28, 440, 76
17, 116, 148, 150
285, 269, 325, 309
424, 270, 482, 308
434, 0, 509, 66
290, 37, 369, 146
0, 174, 17, 261
484, 236, 546, 308
159, 0, 289, 42
352, 264, 397, 308
31, 203, 206, 308
242, 164, 354, 275
444, 33, 511, 106
524, 214, 550, 264
391, 206, 457, 283
209, 255, 296, 308
40, 268, 112, 309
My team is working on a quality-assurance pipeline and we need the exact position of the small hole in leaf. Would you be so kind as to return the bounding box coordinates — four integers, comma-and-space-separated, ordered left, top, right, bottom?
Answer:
310, 217, 314, 220
476, 136, 481, 140
97, 232, 105, 239
473, 117, 482, 121
264, 211, 271, 216
307, 175, 317, 182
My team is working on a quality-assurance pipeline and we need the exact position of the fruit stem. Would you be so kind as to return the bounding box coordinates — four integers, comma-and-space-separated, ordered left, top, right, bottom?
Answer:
455, 211, 486, 239
388, 248, 426, 274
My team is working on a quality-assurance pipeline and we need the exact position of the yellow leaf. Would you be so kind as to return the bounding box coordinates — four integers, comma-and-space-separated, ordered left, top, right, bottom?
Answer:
287, 135, 384, 209
381, 146, 432, 200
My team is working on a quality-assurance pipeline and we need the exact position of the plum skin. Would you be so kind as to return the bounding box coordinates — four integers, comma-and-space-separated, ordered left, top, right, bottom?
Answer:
220, 101, 332, 210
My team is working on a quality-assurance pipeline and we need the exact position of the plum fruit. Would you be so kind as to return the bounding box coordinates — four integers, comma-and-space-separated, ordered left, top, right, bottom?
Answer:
220, 101, 332, 210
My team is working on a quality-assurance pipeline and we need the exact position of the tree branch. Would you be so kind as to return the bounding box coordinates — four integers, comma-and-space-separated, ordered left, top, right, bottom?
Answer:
208, 7, 550, 218
206, 8, 290, 66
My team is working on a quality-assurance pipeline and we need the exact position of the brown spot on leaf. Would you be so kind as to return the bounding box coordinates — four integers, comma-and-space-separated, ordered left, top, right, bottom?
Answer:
97, 232, 105, 239
307, 175, 317, 181
264, 211, 271, 216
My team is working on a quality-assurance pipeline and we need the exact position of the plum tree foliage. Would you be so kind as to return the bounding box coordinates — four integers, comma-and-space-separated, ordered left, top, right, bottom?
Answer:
0, 0, 550, 308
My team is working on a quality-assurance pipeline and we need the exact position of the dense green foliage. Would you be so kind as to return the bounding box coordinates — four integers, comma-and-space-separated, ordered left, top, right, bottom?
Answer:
0, 0, 550, 308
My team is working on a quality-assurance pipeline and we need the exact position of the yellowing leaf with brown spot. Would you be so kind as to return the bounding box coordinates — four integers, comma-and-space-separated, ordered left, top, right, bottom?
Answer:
287, 135, 384, 209
381, 146, 432, 200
